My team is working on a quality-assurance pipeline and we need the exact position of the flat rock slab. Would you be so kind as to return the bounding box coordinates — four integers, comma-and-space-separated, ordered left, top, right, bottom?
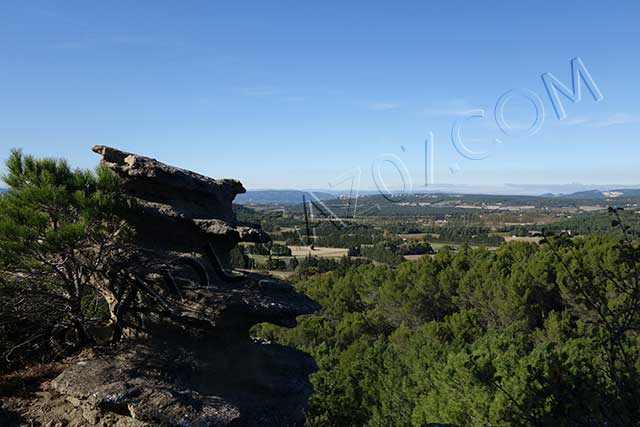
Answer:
52, 358, 241, 427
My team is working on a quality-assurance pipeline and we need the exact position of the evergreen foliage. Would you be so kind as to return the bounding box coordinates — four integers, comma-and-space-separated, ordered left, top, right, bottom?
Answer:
257, 231, 640, 427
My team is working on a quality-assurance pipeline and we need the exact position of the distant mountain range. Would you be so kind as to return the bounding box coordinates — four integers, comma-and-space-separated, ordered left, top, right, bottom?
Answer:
556, 189, 640, 199
235, 190, 334, 205
236, 187, 640, 205
0, 188, 7, 194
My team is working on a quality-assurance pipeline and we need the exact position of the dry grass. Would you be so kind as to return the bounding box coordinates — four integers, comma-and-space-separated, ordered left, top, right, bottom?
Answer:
288, 246, 349, 258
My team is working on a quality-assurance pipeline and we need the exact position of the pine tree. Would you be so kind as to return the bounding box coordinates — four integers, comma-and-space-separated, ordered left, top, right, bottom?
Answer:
0, 149, 136, 344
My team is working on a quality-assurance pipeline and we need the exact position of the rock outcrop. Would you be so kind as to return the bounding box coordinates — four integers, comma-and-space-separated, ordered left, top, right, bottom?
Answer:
26, 147, 320, 426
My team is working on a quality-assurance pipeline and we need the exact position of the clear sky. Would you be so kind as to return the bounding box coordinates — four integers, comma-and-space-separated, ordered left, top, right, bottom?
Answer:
0, 1, 639, 192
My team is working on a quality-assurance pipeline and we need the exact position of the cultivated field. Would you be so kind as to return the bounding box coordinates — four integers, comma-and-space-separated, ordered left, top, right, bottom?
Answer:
288, 245, 349, 258
503, 235, 543, 244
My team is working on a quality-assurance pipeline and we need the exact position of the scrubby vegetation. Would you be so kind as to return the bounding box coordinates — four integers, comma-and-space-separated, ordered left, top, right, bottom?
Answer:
257, 226, 640, 426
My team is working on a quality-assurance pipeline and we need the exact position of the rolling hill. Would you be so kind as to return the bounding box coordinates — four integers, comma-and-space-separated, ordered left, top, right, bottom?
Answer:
560, 189, 640, 199
235, 190, 334, 205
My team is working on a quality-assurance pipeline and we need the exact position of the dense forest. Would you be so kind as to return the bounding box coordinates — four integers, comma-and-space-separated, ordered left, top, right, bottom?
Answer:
421, 225, 505, 246
256, 230, 640, 427
500, 209, 640, 240
233, 203, 303, 232
540, 209, 640, 238
279, 222, 385, 248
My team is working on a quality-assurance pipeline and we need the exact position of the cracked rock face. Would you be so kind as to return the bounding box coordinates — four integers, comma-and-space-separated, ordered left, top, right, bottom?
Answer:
42, 147, 320, 427
92, 145, 269, 267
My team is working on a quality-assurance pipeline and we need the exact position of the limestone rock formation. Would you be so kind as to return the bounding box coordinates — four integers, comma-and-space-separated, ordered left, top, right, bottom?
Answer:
24, 147, 320, 426
92, 144, 270, 267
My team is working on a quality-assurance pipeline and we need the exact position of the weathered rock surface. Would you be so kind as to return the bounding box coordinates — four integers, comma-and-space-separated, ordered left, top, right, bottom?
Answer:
8, 147, 320, 427
91, 145, 269, 267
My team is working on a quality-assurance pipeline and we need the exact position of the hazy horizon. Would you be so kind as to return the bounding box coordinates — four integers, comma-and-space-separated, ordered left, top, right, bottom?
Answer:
238, 183, 640, 197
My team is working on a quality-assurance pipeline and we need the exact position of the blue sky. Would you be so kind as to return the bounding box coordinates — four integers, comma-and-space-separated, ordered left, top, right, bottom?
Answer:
0, 1, 639, 192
